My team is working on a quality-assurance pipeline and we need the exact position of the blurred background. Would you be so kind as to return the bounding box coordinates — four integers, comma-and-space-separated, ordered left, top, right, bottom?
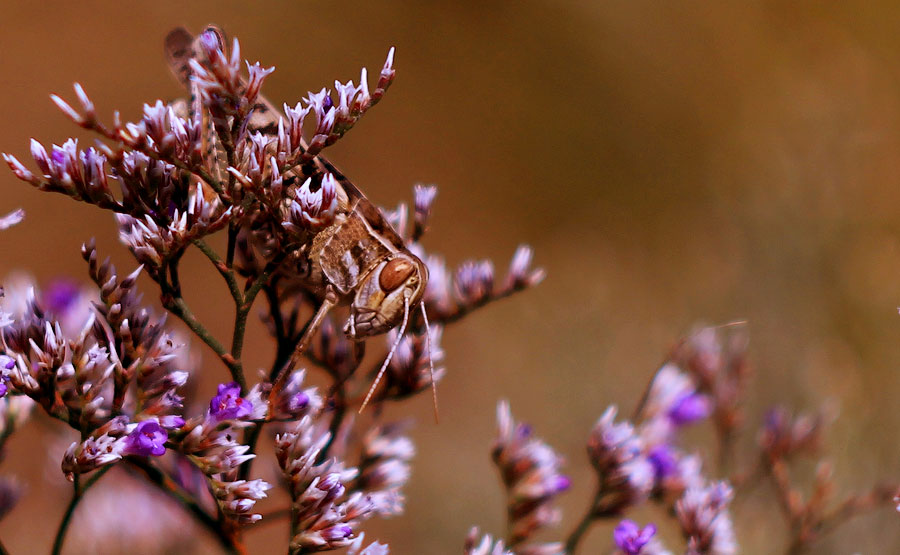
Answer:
1, 1, 900, 552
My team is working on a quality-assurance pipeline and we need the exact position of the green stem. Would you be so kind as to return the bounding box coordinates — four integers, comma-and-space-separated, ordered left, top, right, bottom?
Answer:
194, 239, 242, 305
237, 283, 291, 482
50, 467, 112, 555
163, 294, 245, 391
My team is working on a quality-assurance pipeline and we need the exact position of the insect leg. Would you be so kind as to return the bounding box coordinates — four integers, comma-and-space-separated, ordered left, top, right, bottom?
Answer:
271, 285, 339, 398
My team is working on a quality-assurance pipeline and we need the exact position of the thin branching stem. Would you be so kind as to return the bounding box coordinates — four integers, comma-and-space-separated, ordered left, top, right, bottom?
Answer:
194, 239, 242, 304
162, 288, 245, 390
126, 459, 241, 555
563, 486, 604, 554
50, 467, 112, 555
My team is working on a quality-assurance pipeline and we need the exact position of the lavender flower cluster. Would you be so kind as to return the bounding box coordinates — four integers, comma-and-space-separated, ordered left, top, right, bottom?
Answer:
0, 25, 542, 554
0, 24, 896, 555
468, 326, 898, 554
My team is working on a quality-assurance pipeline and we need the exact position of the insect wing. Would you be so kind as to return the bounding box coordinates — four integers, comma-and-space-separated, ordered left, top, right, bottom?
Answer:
319, 211, 394, 294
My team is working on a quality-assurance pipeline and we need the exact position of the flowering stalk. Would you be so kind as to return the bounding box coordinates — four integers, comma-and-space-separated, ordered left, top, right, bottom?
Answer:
50, 467, 112, 555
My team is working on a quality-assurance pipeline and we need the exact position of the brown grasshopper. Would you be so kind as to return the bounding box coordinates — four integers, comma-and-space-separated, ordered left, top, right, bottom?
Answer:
164, 27, 436, 416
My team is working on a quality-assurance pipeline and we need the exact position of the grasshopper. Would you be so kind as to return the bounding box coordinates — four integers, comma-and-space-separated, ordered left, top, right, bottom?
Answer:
164, 27, 436, 416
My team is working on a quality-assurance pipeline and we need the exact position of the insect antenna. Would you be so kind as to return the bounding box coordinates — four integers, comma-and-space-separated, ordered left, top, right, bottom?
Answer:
359, 293, 411, 414
421, 301, 438, 423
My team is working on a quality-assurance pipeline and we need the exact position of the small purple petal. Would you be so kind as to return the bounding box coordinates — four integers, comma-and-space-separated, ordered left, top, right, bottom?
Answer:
159, 415, 185, 429
43, 278, 81, 316
323, 524, 353, 541
289, 391, 310, 413
209, 381, 252, 422
0, 356, 15, 371
668, 392, 710, 425
648, 444, 679, 481
614, 519, 656, 555
0, 382, 7, 398
123, 421, 168, 457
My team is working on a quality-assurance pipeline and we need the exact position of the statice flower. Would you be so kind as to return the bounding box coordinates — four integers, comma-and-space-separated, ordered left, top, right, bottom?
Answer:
670, 327, 750, 448
0, 391, 33, 437
758, 405, 833, 461
675, 481, 737, 555
208, 381, 252, 422
0, 209, 24, 231
639, 364, 710, 446
61, 417, 129, 479
587, 406, 655, 514
491, 401, 568, 552
380, 324, 446, 401
122, 420, 168, 457
269, 369, 323, 420
276, 415, 377, 552
465, 528, 514, 555
285, 174, 339, 231
178, 407, 270, 523
39, 278, 95, 337
347, 533, 390, 555
423, 247, 544, 323
353, 421, 414, 517
613, 520, 657, 555
0, 355, 14, 398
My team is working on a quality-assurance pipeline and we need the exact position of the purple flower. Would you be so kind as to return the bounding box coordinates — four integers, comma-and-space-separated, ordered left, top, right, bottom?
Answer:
289, 391, 310, 413
323, 524, 353, 542
648, 444, 678, 481
554, 475, 572, 493
668, 392, 710, 425
493, 401, 568, 546
43, 278, 81, 316
614, 520, 656, 555
209, 382, 252, 422
159, 415, 185, 429
123, 421, 168, 457
0, 355, 12, 398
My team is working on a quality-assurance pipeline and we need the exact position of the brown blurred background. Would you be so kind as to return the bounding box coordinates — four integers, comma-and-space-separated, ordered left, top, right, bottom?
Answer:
1, 1, 900, 553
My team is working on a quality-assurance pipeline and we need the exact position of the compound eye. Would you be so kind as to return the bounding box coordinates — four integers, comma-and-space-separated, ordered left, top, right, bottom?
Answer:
379, 258, 415, 292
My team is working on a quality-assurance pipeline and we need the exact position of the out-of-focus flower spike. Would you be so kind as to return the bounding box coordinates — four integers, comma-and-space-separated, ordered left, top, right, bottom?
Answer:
587, 406, 654, 514
412, 184, 437, 240
455, 260, 494, 305
613, 520, 658, 555
492, 401, 568, 549
0, 209, 25, 231
50, 93, 84, 125
676, 481, 736, 554
465, 528, 513, 555
73, 83, 95, 122
347, 533, 389, 555
505, 245, 546, 290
